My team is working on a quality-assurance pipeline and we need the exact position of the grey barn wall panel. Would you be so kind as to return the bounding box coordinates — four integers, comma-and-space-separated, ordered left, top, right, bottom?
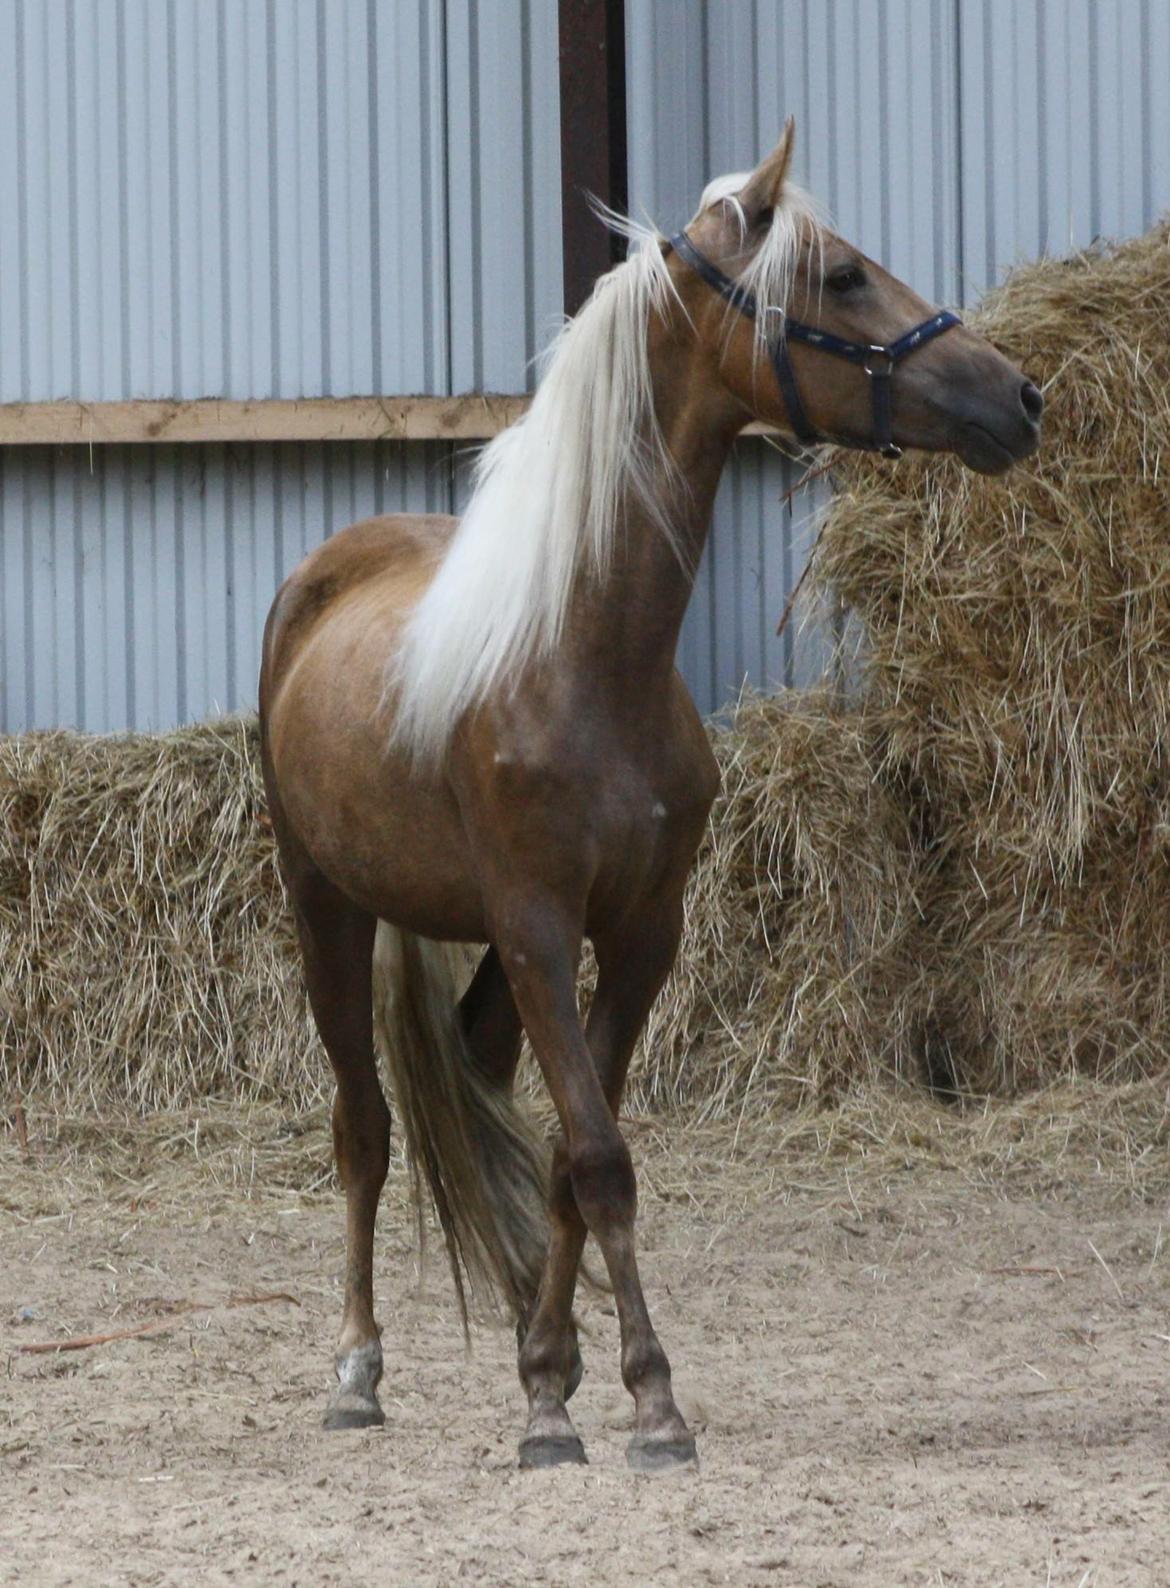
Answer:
681, 438, 833, 712
0, 0, 559, 404
957, 0, 1170, 294
627, 0, 961, 302
444, 0, 563, 393
0, 442, 457, 734
7, 1, 1170, 731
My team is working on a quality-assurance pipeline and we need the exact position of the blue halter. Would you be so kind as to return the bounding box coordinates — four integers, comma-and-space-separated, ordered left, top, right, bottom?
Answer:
667, 229, 961, 459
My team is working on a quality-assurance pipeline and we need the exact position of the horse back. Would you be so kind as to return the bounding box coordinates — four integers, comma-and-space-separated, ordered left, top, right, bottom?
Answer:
260, 514, 457, 707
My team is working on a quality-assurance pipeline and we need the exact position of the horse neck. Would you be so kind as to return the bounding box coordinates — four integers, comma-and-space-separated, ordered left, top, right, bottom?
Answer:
566, 343, 744, 697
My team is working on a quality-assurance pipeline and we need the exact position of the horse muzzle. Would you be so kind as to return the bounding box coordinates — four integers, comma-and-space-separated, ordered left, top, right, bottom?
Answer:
943, 377, 1043, 475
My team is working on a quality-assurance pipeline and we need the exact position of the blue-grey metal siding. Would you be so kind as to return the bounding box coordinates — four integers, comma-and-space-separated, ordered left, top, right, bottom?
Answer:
0, 0, 560, 403
445, 0, 564, 392
956, 0, 1170, 287
6, 1, 1170, 731
0, 442, 458, 732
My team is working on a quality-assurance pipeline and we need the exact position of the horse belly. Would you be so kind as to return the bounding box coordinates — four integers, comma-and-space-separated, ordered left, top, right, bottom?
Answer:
283, 756, 486, 940
267, 664, 488, 941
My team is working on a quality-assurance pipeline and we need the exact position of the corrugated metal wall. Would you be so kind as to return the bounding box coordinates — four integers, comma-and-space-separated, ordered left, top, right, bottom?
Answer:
0, 0, 560, 401
4, 1, 1170, 731
0, 441, 458, 732
0, 0, 561, 733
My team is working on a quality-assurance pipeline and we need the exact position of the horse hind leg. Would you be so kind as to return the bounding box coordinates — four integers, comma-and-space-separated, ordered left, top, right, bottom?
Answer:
459, 946, 584, 1410
286, 865, 388, 1431
515, 1132, 591, 1468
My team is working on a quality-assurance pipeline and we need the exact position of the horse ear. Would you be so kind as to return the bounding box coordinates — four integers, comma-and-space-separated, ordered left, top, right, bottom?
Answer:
738, 117, 796, 226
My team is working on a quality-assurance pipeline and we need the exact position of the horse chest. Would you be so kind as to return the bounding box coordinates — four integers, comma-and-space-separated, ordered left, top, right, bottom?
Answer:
584, 753, 716, 908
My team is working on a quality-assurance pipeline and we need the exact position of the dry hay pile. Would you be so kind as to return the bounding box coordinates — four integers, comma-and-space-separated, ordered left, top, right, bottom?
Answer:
0, 698, 916, 1120
628, 691, 919, 1116
820, 219, 1170, 1093
0, 721, 319, 1112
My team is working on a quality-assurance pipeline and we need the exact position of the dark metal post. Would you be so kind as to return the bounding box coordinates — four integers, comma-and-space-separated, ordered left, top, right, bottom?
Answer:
558, 0, 628, 317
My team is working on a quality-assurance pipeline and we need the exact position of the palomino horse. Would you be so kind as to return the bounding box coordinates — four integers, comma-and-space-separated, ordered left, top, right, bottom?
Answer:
259, 124, 1041, 1472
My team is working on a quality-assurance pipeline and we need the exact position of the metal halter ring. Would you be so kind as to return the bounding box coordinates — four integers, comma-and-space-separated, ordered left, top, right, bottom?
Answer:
862, 346, 896, 379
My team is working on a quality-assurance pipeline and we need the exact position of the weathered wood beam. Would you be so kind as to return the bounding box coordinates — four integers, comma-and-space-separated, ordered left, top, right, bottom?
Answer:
0, 394, 531, 446
0, 394, 782, 448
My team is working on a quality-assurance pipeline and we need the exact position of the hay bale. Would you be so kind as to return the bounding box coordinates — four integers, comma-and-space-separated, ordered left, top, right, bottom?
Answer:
627, 691, 921, 1116
0, 721, 319, 1111
819, 220, 1170, 1090
0, 698, 920, 1119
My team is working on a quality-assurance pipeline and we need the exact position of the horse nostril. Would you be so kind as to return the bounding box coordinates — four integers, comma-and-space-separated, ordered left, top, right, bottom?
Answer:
1020, 381, 1044, 422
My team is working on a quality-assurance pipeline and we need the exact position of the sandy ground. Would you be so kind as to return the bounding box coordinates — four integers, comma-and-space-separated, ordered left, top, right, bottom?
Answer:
3, 1125, 1170, 1588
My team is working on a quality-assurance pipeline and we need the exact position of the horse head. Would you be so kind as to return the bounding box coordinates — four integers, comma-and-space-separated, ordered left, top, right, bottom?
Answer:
671, 119, 1042, 474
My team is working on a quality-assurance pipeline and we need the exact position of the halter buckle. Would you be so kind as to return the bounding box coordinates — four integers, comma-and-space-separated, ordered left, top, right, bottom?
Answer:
863, 345, 895, 378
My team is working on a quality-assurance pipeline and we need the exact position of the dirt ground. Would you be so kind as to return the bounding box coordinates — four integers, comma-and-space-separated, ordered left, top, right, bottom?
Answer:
3, 1114, 1169, 1588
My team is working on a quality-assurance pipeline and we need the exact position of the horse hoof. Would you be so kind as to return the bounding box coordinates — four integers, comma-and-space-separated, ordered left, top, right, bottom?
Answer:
323, 1395, 386, 1431
518, 1434, 588, 1469
626, 1434, 698, 1474
564, 1342, 585, 1403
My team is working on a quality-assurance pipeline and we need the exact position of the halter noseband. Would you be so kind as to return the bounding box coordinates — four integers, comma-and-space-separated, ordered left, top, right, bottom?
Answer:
667, 229, 961, 459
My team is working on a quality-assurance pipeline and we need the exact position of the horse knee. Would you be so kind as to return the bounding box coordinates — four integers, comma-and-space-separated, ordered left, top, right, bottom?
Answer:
567, 1130, 635, 1234
543, 1138, 580, 1229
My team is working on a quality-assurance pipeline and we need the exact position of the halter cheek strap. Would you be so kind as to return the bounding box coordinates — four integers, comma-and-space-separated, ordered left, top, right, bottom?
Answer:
667, 229, 961, 459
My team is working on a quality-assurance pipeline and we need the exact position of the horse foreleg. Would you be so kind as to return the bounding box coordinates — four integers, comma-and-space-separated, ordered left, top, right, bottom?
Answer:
288, 869, 387, 1431
508, 1124, 590, 1467
498, 894, 694, 1472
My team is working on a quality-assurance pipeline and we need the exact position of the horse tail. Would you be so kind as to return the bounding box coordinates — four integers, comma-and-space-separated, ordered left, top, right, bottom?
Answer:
371, 922, 549, 1330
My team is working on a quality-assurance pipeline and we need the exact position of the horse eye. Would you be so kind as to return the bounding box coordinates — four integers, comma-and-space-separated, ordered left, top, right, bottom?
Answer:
827, 265, 866, 294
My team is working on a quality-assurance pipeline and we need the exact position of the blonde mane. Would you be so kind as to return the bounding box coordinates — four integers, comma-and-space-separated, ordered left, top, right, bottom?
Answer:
697, 171, 827, 352
390, 177, 824, 766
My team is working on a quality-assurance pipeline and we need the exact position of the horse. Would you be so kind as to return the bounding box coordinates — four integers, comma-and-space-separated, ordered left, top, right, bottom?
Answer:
258, 122, 1042, 1472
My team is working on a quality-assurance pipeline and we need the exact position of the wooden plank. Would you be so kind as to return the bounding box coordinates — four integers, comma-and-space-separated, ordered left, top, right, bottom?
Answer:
0, 393, 785, 448
0, 394, 532, 446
